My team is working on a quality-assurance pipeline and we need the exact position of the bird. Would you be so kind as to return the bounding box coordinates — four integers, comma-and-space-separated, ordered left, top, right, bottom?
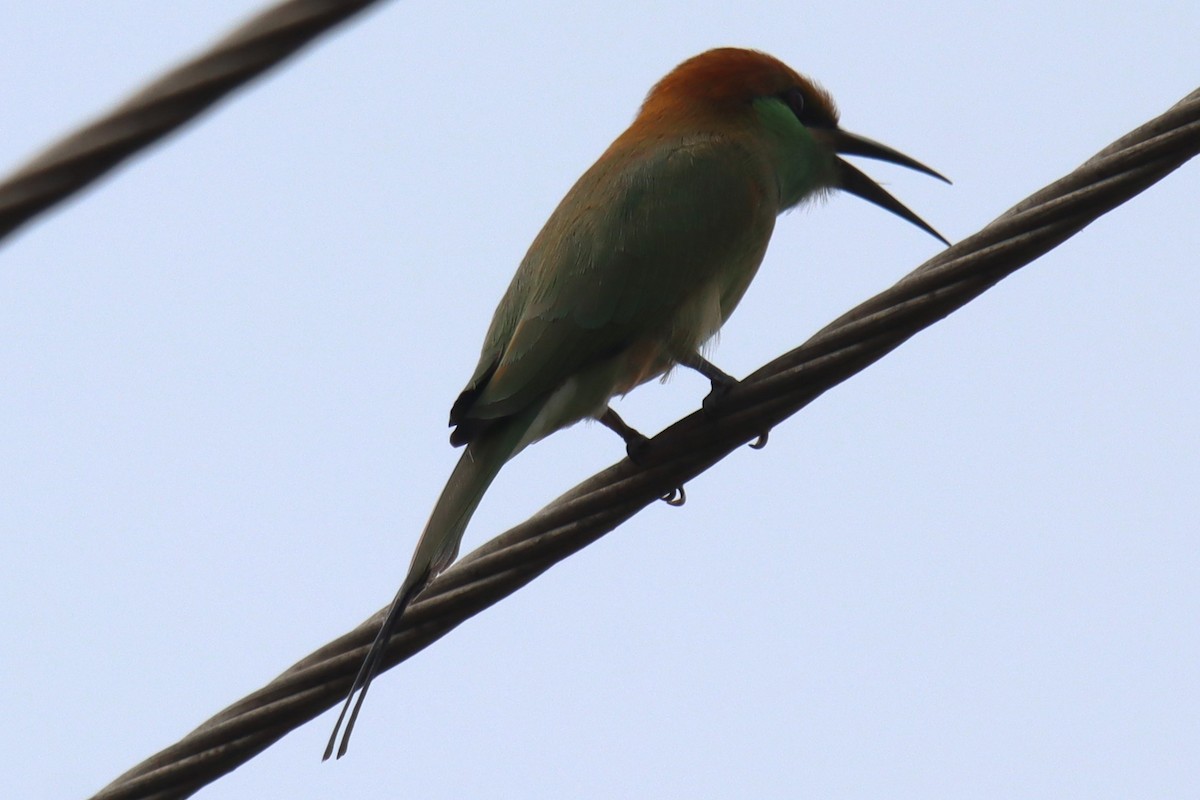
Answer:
325, 46, 948, 759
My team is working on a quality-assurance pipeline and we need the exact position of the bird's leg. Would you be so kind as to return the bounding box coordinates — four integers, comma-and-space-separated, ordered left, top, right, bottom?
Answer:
599, 407, 650, 460
677, 351, 739, 410
677, 352, 772, 450
599, 407, 685, 506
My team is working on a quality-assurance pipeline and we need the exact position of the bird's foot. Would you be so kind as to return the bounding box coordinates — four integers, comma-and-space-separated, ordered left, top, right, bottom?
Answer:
701, 373, 739, 413
600, 407, 652, 463
680, 352, 740, 413
598, 408, 687, 505
624, 431, 652, 464
693, 369, 771, 451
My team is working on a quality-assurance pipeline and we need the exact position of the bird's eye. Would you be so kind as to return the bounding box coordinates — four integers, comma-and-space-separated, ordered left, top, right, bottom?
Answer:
783, 88, 806, 120
781, 86, 834, 128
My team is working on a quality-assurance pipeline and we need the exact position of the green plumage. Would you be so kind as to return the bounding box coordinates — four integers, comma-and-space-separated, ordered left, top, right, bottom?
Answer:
454, 134, 787, 438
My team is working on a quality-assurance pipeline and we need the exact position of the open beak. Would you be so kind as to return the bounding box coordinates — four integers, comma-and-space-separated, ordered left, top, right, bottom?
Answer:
814, 128, 950, 246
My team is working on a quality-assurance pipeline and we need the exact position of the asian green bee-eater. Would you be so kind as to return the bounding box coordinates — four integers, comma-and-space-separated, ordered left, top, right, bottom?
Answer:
326, 47, 947, 758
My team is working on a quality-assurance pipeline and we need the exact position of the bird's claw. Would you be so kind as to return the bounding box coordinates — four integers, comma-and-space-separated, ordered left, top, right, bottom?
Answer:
749, 430, 770, 450
660, 486, 687, 506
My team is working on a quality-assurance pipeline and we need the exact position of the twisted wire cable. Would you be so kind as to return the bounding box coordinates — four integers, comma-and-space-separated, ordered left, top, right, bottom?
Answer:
91, 87, 1200, 800
0, 0, 383, 244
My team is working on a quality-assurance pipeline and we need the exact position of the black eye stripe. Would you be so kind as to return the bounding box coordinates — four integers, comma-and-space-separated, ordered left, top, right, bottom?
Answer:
780, 87, 834, 128
784, 87, 806, 117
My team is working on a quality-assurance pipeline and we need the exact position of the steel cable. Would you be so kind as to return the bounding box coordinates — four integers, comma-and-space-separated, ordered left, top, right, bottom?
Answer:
0, 0, 384, 244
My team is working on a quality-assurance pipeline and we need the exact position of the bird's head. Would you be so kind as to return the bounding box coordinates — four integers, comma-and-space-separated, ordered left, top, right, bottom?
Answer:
639, 48, 949, 244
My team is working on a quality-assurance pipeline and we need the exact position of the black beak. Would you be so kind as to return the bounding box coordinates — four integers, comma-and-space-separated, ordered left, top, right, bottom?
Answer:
815, 128, 950, 246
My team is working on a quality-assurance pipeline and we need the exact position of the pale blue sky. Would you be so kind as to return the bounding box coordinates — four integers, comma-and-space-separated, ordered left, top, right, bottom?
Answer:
2, 3, 1198, 798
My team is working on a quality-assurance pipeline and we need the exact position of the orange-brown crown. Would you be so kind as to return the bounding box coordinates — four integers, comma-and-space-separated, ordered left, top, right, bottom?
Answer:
638, 48, 838, 124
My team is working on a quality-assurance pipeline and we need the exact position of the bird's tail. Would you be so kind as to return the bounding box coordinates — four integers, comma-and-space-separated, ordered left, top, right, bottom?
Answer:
324, 415, 530, 760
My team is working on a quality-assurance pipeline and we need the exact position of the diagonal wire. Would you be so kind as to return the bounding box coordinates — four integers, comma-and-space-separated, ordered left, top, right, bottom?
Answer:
90, 87, 1200, 800
0, 0, 386, 244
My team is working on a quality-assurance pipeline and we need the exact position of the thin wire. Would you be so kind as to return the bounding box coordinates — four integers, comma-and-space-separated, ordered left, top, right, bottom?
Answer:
89, 87, 1200, 800
0, 0, 384, 244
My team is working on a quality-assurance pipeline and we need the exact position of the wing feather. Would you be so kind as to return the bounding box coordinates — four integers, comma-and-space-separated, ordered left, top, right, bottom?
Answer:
451, 135, 774, 436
